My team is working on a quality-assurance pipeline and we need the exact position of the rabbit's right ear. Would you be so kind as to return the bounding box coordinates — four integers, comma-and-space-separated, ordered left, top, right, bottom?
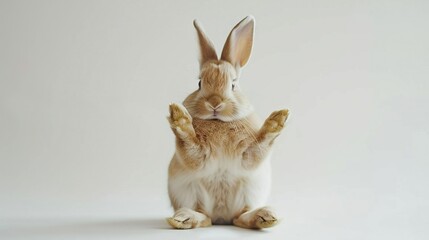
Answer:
193, 20, 218, 67
221, 16, 255, 69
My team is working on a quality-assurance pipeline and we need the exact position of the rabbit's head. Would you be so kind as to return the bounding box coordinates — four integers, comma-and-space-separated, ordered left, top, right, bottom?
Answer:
183, 16, 255, 122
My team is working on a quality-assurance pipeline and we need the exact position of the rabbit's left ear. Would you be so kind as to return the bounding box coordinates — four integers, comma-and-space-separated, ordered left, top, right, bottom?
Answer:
221, 16, 255, 69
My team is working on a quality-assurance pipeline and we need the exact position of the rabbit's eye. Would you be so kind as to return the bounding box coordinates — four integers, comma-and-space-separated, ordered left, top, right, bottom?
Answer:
232, 84, 236, 91
198, 80, 201, 89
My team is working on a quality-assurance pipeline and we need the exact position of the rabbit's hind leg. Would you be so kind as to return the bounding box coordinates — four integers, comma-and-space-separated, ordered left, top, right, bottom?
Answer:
233, 207, 278, 229
167, 208, 212, 229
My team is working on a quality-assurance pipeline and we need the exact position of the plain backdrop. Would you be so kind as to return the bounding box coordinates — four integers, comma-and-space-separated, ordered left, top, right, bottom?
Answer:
1, 0, 428, 239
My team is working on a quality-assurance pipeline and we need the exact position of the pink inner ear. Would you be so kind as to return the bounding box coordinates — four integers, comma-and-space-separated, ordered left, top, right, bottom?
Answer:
221, 16, 255, 69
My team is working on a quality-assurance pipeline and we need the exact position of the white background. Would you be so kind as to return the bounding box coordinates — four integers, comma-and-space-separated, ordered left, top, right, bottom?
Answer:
1, 0, 428, 239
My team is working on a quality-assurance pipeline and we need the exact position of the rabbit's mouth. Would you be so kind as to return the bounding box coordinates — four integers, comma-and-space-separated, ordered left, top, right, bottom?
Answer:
205, 110, 226, 121
208, 111, 220, 119
212, 110, 219, 117
203, 101, 226, 120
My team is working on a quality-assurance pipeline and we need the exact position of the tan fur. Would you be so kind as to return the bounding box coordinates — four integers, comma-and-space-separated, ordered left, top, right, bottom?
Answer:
184, 60, 248, 121
168, 103, 288, 227
184, 60, 240, 121
167, 16, 289, 230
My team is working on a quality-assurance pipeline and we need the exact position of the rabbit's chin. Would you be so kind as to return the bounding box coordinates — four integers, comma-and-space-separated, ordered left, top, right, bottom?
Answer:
196, 109, 253, 122
203, 114, 235, 122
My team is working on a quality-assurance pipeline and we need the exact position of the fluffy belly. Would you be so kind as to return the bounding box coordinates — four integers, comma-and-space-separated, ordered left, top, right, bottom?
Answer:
168, 155, 272, 224
199, 173, 246, 224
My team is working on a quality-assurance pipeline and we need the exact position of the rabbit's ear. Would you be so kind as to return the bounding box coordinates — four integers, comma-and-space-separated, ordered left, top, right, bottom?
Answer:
221, 16, 255, 69
194, 19, 218, 66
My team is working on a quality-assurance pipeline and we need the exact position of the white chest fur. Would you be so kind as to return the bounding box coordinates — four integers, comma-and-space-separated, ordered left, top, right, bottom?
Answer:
169, 153, 272, 223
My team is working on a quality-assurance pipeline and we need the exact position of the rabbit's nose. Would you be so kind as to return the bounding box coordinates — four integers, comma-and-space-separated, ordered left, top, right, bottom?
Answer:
206, 95, 224, 110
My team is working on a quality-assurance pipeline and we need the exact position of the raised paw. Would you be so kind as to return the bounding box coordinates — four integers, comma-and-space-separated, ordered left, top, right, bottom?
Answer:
168, 103, 194, 136
255, 208, 278, 229
262, 109, 289, 134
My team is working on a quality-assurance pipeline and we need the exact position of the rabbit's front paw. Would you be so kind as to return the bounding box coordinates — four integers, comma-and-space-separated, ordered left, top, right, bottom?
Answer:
169, 103, 194, 136
262, 109, 289, 134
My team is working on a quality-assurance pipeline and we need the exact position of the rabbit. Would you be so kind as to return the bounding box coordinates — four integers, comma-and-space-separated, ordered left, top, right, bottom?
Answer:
167, 16, 289, 229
